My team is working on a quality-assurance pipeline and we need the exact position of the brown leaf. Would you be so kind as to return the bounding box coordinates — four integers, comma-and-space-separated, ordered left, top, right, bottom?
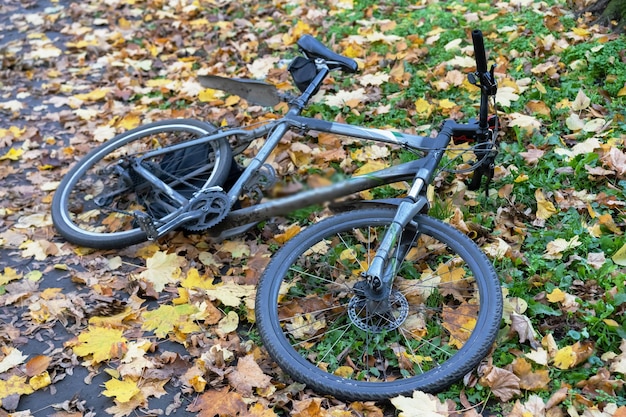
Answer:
511, 358, 550, 391
188, 387, 247, 416
349, 402, 384, 417
227, 354, 272, 396
545, 386, 570, 409
519, 147, 545, 165
576, 367, 624, 396
24, 355, 51, 377
510, 312, 541, 349
291, 398, 324, 417
479, 365, 521, 402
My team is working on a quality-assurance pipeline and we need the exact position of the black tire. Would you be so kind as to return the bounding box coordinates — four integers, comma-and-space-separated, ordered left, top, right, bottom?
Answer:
256, 208, 502, 400
51, 119, 232, 249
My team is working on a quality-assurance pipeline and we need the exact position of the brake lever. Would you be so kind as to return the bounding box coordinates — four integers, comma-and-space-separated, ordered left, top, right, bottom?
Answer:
468, 64, 498, 96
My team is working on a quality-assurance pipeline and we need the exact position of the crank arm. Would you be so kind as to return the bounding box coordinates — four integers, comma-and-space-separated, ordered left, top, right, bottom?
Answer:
135, 209, 204, 240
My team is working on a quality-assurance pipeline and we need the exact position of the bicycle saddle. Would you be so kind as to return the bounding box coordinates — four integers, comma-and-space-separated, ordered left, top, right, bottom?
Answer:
297, 35, 358, 73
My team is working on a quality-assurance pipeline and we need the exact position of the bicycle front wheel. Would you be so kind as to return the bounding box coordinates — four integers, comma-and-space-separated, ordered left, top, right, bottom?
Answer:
51, 119, 232, 249
256, 208, 502, 400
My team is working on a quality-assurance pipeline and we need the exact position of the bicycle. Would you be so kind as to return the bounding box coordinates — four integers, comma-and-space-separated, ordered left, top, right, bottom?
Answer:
51, 29, 503, 401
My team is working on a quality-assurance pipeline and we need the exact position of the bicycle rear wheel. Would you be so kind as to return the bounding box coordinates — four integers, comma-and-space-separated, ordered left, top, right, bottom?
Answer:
51, 119, 232, 249
256, 208, 502, 400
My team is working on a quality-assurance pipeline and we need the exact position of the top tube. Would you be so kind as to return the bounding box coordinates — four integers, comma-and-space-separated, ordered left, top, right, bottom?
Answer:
285, 114, 479, 152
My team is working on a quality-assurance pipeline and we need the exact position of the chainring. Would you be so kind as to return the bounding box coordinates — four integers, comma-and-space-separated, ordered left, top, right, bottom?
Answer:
182, 189, 230, 232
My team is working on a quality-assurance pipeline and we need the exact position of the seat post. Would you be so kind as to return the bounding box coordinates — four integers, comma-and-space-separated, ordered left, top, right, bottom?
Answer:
290, 66, 330, 111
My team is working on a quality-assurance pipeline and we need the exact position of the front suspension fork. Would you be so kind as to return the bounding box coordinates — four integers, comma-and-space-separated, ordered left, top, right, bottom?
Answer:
362, 178, 429, 301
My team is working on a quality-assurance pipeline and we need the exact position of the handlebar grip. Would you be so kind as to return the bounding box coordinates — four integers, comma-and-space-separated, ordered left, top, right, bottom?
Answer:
472, 29, 488, 73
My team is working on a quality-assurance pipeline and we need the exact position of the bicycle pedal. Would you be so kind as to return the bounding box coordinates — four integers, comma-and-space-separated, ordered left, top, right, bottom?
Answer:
134, 211, 159, 240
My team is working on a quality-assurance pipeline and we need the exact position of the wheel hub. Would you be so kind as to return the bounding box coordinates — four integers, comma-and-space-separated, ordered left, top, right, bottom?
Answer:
348, 290, 409, 333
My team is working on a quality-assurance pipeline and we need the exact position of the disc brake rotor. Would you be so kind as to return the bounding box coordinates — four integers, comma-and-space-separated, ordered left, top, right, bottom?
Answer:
348, 290, 409, 333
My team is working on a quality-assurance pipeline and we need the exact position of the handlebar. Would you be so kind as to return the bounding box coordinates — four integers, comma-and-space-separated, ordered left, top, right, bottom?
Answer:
471, 30, 488, 73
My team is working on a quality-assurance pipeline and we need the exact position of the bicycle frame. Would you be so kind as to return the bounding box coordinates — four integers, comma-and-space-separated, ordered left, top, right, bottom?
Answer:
129, 29, 496, 301
132, 108, 480, 234
130, 106, 484, 300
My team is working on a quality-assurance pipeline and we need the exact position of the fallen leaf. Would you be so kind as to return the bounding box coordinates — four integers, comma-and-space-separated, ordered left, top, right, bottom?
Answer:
390, 390, 450, 417
322, 88, 369, 108
188, 387, 247, 416
227, 354, 272, 396
510, 312, 541, 349
553, 341, 594, 370
525, 348, 549, 366
543, 236, 582, 260
103, 377, 141, 403
0, 348, 28, 373
138, 251, 183, 292
71, 326, 127, 364
479, 365, 521, 402
571, 88, 591, 111
28, 371, 51, 390
512, 358, 551, 391
142, 304, 200, 338
218, 310, 239, 334
0, 375, 34, 399
24, 355, 51, 377
535, 189, 558, 220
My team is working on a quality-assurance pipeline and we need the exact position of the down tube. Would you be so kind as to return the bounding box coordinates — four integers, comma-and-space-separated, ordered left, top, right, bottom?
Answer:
216, 159, 429, 230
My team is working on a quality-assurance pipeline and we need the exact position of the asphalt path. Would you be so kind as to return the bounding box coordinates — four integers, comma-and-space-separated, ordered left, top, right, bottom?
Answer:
0, 1, 195, 414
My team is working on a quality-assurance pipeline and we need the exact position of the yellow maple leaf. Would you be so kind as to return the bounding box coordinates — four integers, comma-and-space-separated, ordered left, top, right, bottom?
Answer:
546, 288, 566, 303
0, 147, 24, 161
572, 27, 591, 37
414, 98, 433, 117
141, 303, 200, 338
181, 268, 215, 290
117, 114, 141, 130
535, 189, 557, 220
199, 88, 218, 102
138, 251, 182, 292
0, 267, 22, 286
103, 377, 141, 403
354, 160, 388, 176
72, 87, 109, 102
553, 345, 577, 369
0, 375, 34, 399
72, 326, 127, 364
438, 98, 456, 109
